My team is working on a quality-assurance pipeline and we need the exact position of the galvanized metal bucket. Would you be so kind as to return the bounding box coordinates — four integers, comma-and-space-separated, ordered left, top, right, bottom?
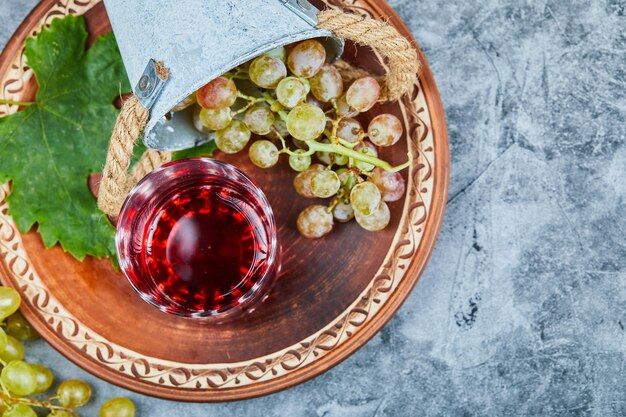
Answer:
102, 0, 344, 151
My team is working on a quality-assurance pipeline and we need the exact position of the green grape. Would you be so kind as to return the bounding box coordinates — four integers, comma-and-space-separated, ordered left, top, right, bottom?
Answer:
353, 142, 378, 172
334, 153, 349, 166
0, 327, 8, 353
7, 312, 38, 341
368, 114, 403, 147
197, 76, 238, 109
276, 77, 307, 108
346, 76, 380, 112
249, 55, 286, 89
215, 120, 251, 154
192, 107, 212, 134
332, 201, 355, 223
350, 182, 382, 216
370, 168, 406, 202
1, 361, 37, 396
30, 364, 53, 393
0, 287, 20, 320
336, 118, 363, 143
170, 93, 196, 112
355, 201, 390, 231
0, 336, 24, 363
297, 205, 333, 238
263, 46, 287, 62
335, 94, 356, 117
100, 397, 136, 417
249, 140, 279, 168
2, 404, 36, 417
287, 40, 326, 78
293, 164, 324, 198
288, 150, 312, 172
310, 170, 341, 198
244, 106, 275, 135
286, 104, 326, 141
198, 107, 232, 131
337, 169, 358, 192
57, 379, 92, 408
310, 64, 343, 102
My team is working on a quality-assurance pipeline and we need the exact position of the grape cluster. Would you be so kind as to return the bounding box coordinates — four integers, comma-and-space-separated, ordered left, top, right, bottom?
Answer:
0, 288, 135, 417
171, 39, 409, 238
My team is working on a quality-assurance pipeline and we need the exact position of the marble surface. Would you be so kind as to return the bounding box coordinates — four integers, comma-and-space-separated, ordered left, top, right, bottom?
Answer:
1, 0, 625, 416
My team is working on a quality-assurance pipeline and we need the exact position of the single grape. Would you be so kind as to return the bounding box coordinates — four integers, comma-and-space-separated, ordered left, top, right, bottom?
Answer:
1, 361, 37, 396
196, 76, 237, 109
353, 141, 378, 172
0, 336, 24, 363
215, 120, 251, 154
310, 64, 343, 102
276, 77, 307, 108
337, 169, 358, 192
286, 104, 326, 141
170, 93, 196, 112
370, 168, 406, 202
332, 201, 355, 223
336, 118, 363, 143
0, 287, 20, 320
335, 94, 356, 117
287, 40, 326, 78
311, 170, 341, 198
355, 201, 390, 231
335, 153, 349, 165
100, 397, 136, 417
192, 107, 211, 134
0, 327, 7, 353
293, 164, 324, 198
368, 114, 403, 147
30, 364, 53, 394
244, 106, 275, 135
249, 140, 279, 168
263, 46, 286, 62
3, 404, 36, 417
58, 380, 92, 408
297, 205, 333, 238
249, 55, 286, 89
7, 311, 38, 341
346, 77, 380, 112
350, 182, 382, 216
289, 150, 312, 172
198, 107, 232, 131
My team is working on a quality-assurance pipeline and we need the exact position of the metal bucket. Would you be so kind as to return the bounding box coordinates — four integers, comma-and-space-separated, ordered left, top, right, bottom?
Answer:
102, 0, 344, 151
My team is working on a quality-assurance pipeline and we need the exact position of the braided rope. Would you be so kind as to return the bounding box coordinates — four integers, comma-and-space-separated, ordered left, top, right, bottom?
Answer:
97, 95, 150, 217
317, 9, 419, 101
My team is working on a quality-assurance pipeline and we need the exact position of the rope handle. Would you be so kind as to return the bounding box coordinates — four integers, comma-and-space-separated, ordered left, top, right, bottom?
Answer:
97, 9, 420, 218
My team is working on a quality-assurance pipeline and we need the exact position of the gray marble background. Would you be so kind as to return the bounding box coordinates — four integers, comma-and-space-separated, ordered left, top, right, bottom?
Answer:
1, 0, 625, 416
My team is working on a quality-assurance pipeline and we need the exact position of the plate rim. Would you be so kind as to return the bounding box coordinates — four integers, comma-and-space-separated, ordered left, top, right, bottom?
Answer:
0, 0, 449, 401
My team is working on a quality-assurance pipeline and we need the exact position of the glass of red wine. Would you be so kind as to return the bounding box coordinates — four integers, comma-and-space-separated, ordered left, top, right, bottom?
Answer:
116, 157, 278, 319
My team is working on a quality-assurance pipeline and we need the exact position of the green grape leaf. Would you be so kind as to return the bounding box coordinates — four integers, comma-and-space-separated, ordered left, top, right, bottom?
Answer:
172, 141, 217, 160
0, 15, 131, 261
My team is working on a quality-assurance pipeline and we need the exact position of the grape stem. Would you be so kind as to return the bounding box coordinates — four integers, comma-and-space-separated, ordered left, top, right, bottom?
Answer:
305, 140, 412, 173
271, 128, 304, 157
0, 99, 34, 106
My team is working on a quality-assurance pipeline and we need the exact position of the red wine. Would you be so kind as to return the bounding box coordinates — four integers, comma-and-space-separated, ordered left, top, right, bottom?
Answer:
117, 158, 277, 318
144, 185, 268, 312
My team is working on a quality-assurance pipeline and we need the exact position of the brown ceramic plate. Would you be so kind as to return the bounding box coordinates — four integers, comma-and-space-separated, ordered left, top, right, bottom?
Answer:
0, 0, 448, 402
